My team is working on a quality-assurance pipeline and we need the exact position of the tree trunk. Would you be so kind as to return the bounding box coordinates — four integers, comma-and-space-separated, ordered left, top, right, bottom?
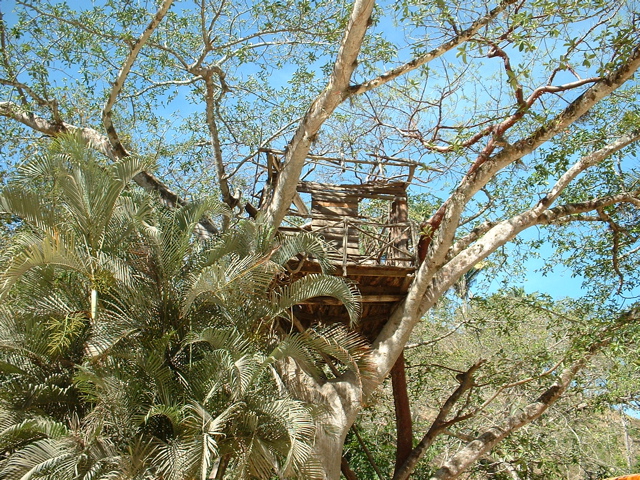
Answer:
341, 457, 358, 480
391, 352, 413, 474
314, 382, 361, 480
316, 420, 352, 480
282, 361, 362, 480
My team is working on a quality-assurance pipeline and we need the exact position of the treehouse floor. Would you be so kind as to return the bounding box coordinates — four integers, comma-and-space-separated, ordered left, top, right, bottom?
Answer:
291, 260, 415, 340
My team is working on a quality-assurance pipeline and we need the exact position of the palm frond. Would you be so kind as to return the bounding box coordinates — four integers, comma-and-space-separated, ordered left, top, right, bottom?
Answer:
199, 219, 269, 268
0, 187, 58, 237
270, 274, 361, 326
256, 397, 317, 478
0, 437, 79, 480
302, 325, 374, 378
182, 253, 281, 315
0, 233, 91, 296
261, 335, 322, 382
0, 414, 68, 452
182, 327, 252, 356
45, 312, 87, 356
271, 231, 334, 273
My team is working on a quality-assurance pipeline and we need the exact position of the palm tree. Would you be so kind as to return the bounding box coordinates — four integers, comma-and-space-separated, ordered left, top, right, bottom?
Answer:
0, 134, 148, 320
0, 136, 370, 479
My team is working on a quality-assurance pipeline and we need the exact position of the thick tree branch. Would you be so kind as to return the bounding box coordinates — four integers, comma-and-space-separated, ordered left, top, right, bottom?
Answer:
393, 360, 486, 480
101, 0, 174, 158
263, 0, 375, 227
429, 362, 583, 480
391, 352, 413, 475
198, 68, 238, 210
0, 78, 49, 108
421, 45, 640, 294
0, 101, 218, 235
1, 101, 116, 157
536, 193, 640, 224
368, 61, 640, 395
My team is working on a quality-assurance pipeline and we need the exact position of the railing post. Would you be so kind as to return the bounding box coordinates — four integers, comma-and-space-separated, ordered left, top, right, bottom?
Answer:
342, 216, 349, 275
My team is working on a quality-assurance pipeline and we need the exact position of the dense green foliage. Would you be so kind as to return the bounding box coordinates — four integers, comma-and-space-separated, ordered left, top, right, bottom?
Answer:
348, 292, 640, 479
0, 137, 369, 479
1, 0, 640, 478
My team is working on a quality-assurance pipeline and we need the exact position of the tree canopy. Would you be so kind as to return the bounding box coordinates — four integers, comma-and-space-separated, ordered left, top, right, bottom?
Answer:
1, 0, 640, 478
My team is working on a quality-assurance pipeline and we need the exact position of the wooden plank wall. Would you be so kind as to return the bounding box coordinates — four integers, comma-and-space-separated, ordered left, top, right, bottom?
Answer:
311, 193, 360, 257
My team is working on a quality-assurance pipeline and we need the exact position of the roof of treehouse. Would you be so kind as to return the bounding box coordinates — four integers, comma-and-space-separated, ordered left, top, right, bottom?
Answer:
256, 149, 420, 338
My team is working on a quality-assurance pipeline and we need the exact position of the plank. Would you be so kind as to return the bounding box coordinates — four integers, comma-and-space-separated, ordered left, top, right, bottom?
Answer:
298, 181, 408, 197
298, 294, 406, 305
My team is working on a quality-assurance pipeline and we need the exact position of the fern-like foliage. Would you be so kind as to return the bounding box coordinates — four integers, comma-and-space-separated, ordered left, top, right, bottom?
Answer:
0, 137, 368, 479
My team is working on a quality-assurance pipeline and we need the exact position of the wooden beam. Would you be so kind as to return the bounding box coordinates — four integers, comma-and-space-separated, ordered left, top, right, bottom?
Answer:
298, 294, 405, 305
298, 181, 408, 197
290, 260, 416, 277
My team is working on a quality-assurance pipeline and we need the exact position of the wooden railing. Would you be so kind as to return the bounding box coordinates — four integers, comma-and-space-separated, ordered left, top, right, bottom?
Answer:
280, 216, 417, 268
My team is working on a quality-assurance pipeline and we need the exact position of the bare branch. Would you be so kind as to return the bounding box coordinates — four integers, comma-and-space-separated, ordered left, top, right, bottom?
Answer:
428, 308, 640, 480
121, 77, 202, 100
0, 101, 114, 156
536, 193, 640, 225
597, 207, 625, 292
486, 43, 525, 107
0, 78, 50, 107
423, 47, 640, 285
0, 12, 28, 107
369, 79, 640, 396
199, 68, 238, 209
349, 0, 519, 96
101, 0, 174, 158
15, 0, 125, 44
392, 360, 486, 480
404, 320, 467, 350
448, 221, 497, 259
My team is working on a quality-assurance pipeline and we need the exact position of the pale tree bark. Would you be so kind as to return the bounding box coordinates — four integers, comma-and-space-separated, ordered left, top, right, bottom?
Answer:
101, 0, 174, 158
2, 0, 640, 478
367, 46, 640, 396
348, 0, 519, 96
389, 308, 640, 480
0, 0, 220, 236
198, 68, 239, 210
0, 101, 219, 236
430, 358, 590, 480
428, 308, 640, 480
362, 130, 640, 478
263, 0, 519, 228
263, 0, 375, 227
280, 362, 362, 480
258, 8, 640, 472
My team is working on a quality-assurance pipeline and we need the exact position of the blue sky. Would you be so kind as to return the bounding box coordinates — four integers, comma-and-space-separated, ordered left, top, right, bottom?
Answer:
1, 0, 637, 308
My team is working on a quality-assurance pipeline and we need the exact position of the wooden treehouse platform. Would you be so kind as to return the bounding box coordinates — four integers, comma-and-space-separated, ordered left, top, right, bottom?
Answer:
260, 149, 419, 339
290, 261, 416, 340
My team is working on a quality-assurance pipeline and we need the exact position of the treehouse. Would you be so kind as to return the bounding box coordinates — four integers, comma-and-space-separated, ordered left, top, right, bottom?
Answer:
257, 149, 419, 339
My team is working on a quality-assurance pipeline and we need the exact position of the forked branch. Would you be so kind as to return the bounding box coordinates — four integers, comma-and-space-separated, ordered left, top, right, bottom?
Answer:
392, 360, 486, 480
428, 308, 640, 480
101, 0, 174, 158
349, 0, 519, 96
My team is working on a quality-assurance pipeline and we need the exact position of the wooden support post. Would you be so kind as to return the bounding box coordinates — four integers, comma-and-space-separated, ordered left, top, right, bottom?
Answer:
342, 216, 349, 276
389, 195, 410, 267
392, 351, 413, 475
